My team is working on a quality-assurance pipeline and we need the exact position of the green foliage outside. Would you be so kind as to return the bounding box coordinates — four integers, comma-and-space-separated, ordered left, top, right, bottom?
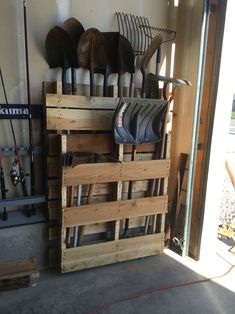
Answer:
232, 112, 235, 119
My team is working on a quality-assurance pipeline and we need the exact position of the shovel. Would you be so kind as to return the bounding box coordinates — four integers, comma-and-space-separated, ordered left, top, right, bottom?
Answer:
77, 30, 120, 97
101, 32, 119, 96
112, 97, 167, 236
118, 35, 135, 97
45, 25, 79, 94
60, 17, 85, 94
77, 28, 105, 96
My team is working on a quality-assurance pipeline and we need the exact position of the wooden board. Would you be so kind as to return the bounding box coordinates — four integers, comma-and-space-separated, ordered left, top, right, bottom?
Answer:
62, 159, 170, 186
47, 156, 60, 177
48, 200, 60, 220
65, 134, 156, 154
48, 134, 60, 156
0, 257, 38, 280
62, 195, 168, 227
46, 108, 114, 131
48, 179, 60, 200
61, 233, 164, 273
46, 94, 119, 109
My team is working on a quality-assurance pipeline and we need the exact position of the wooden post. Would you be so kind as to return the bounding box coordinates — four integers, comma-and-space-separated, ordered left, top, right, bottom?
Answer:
112, 144, 123, 240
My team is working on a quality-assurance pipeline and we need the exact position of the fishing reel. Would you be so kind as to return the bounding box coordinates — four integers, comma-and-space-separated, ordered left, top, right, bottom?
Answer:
10, 160, 22, 186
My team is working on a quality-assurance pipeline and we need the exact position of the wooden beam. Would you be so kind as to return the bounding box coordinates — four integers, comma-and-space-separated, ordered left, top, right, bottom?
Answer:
62, 159, 170, 186
48, 134, 60, 156
0, 257, 38, 280
46, 93, 119, 109
62, 195, 168, 227
46, 108, 114, 131
66, 134, 156, 154
61, 233, 164, 272
112, 144, 123, 240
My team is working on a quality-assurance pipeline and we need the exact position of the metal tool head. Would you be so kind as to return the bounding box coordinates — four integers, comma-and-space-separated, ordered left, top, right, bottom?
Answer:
118, 35, 135, 75
61, 17, 85, 47
77, 28, 102, 70
45, 25, 79, 68
113, 97, 167, 145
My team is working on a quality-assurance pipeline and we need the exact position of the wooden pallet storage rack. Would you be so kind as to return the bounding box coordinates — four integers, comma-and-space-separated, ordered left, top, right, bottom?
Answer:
45, 84, 170, 273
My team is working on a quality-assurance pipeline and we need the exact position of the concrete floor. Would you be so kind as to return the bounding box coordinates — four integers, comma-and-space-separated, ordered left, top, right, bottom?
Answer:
0, 250, 234, 314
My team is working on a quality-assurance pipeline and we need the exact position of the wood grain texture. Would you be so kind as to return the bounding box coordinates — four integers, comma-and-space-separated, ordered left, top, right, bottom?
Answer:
61, 233, 164, 272
62, 195, 168, 227
47, 108, 114, 131
46, 93, 119, 109
0, 257, 38, 280
66, 134, 156, 154
62, 159, 170, 186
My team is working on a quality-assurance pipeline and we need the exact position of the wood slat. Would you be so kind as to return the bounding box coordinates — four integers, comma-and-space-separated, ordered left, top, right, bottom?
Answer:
121, 160, 170, 181
49, 227, 60, 241
49, 248, 60, 268
48, 181, 60, 200
61, 233, 164, 272
0, 257, 38, 280
48, 134, 60, 156
47, 156, 60, 177
52, 175, 150, 204
48, 200, 60, 221
46, 94, 119, 109
62, 196, 167, 227
66, 134, 156, 154
47, 108, 114, 131
67, 134, 115, 154
46, 219, 149, 242
62, 159, 170, 186
84, 222, 112, 235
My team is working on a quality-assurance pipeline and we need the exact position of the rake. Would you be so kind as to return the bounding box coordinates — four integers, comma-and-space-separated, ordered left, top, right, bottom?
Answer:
116, 12, 176, 57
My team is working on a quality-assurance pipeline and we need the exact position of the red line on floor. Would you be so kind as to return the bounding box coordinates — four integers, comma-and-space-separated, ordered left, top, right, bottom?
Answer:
87, 277, 211, 314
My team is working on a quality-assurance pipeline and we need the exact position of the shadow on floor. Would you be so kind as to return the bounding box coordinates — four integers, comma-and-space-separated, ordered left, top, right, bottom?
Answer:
0, 253, 234, 314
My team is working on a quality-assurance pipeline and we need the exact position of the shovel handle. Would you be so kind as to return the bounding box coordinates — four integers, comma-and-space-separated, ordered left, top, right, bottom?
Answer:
123, 145, 137, 236
90, 68, 94, 96
71, 68, 77, 95
62, 67, 67, 94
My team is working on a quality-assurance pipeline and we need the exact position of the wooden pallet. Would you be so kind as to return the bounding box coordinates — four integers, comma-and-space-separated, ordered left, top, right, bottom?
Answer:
45, 81, 170, 272
0, 257, 39, 291
60, 135, 169, 273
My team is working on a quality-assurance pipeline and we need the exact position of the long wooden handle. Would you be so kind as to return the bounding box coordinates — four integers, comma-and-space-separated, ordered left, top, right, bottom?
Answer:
225, 159, 235, 190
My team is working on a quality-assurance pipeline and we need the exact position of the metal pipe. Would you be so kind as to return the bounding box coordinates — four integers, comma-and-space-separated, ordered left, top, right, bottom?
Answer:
0, 195, 45, 208
183, 0, 210, 257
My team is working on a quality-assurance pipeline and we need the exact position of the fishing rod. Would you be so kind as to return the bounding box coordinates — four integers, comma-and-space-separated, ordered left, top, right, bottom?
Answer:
0, 148, 8, 220
0, 67, 30, 214
23, 0, 35, 207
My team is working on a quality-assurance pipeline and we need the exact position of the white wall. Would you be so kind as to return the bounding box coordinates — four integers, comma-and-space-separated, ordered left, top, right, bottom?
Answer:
0, 0, 168, 104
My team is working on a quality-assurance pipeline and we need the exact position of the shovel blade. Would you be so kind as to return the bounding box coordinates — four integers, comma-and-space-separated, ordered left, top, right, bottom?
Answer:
113, 97, 167, 145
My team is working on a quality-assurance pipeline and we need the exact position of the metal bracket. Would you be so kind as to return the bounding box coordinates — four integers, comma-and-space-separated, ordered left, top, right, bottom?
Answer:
0, 195, 46, 208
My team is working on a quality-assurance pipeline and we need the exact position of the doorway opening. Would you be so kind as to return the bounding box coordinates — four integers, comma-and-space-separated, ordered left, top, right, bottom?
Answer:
199, 0, 235, 262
